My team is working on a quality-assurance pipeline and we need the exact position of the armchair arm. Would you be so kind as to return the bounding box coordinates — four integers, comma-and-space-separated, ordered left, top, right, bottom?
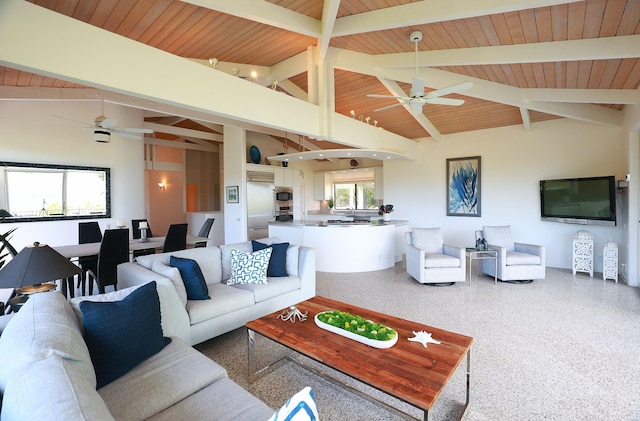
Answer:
487, 244, 508, 262
405, 243, 425, 282
515, 242, 546, 266
443, 244, 466, 270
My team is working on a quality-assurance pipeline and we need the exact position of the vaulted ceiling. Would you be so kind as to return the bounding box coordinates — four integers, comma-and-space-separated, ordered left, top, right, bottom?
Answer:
0, 0, 639, 150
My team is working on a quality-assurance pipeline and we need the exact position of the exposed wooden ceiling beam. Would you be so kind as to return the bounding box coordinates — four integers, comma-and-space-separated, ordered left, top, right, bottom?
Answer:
181, 0, 320, 37
373, 35, 640, 68
332, 0, 584, 37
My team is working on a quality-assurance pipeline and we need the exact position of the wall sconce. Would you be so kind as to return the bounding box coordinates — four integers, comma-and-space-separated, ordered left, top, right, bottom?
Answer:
271, 80, 278, 90
350, 110, 356, 118
208, 58, 219, 68
250, 71, 257, 82
158, 182, 165, 190
365, 117, 371, 124
231, 66, 240, 76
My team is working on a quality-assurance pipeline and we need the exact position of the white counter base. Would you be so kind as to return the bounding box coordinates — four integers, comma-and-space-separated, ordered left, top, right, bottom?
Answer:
269, 222, 407, 273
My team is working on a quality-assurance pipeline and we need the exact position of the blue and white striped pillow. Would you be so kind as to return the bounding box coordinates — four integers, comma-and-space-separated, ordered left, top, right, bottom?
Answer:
227, 247, 272, 285
268, 386, 319, 421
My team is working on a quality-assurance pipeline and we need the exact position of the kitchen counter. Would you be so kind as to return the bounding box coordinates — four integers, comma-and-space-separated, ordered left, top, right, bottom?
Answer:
268, 220, 408, 273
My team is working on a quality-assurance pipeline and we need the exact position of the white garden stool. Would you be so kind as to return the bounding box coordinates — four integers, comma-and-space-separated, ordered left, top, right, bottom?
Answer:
572, 230, 593, 277
602, 241, 618, 283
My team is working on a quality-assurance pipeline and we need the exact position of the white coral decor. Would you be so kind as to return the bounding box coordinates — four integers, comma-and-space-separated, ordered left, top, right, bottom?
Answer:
407, 331, 441, 348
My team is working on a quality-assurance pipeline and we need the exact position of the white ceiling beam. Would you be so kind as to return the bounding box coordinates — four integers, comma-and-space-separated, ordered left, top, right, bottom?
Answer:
519, 108, 532, 131
181, 0, 320, 37
521, 88, 637, 104
269, 52, 308, 82
144, 137, 219, 153
192, 120, 224, 134
144, 122, 223, 141
377, 78, 443, 142
317, 0, 341, 63
277, 79, 308, 101
373, 35, 640, 68
332, 0, 583, 37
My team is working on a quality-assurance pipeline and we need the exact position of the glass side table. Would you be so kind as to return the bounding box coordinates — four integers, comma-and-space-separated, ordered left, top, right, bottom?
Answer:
465, 248, 498, 284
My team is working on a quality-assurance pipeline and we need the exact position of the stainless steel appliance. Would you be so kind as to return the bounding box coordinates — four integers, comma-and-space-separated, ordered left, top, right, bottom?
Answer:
274, 186, 293, 222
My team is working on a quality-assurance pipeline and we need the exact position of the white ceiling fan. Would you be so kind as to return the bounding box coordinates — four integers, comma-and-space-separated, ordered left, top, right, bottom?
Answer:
55, 92, 153, 142
367, 31, 473, 115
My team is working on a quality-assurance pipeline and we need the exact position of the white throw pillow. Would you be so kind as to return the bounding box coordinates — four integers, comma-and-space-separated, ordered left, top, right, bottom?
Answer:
267, 386, 319, 421
227, 248, 272, 285
152, 260, 188, 306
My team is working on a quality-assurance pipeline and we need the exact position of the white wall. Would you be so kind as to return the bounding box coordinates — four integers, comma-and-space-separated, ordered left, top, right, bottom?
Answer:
0, 100, 145, 250
384, 118, 625, 273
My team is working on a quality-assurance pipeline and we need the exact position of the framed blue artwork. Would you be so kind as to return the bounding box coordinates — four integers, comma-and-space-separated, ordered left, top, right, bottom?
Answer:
446, 156, 481, 217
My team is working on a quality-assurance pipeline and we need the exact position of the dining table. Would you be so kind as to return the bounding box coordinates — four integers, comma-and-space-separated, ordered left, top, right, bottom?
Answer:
52, 235, 210, 297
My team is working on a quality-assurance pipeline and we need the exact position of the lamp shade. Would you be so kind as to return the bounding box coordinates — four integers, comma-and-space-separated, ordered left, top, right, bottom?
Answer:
0, 242, 82, 289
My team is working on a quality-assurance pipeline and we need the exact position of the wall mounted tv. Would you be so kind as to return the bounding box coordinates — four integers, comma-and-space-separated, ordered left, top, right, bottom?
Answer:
540, 176, 616, 226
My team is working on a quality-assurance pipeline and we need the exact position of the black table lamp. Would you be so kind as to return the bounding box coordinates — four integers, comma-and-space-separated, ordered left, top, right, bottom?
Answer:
0, 242, 82, 294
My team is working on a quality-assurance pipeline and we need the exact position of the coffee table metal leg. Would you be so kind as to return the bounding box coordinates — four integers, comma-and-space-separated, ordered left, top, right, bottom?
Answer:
247, 328, 290, 383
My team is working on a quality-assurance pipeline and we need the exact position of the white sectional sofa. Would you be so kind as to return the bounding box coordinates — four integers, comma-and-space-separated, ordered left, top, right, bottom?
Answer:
116, 237, 316, 345
0, 288, 275, 421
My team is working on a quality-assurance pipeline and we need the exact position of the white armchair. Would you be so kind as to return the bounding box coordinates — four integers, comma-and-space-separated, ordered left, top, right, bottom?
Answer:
480, 225, 545, 283
405, 228, 466, 284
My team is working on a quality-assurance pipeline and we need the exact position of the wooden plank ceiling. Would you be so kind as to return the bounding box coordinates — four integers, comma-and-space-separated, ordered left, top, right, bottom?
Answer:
1, 0, 638, 147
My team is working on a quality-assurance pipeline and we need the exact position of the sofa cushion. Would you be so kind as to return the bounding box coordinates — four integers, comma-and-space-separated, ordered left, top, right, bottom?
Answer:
424, 253, 461, 268
99, 338, 228, 420
137, 247, 223, 285
286, 245, 300, 277
252, 240, 290, 277
506, 251, 541, 265
227, 248, 272, 285
0, 291, 96, 394
170, 256, 210, 300
147, 377, 274, 421
268, 386, 319, 421
220, 241, 254, 282
152, 260, 188, 306
232, 276, 301, 303
79, 282, 171, 388
1, 356, 115, 421
187, 284, 255, 324
483, 225, 514, 251
411, 228, 444, 254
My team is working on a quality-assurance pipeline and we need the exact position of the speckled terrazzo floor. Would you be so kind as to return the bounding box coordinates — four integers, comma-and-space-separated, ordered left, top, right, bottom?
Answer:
195, 265, 640, 421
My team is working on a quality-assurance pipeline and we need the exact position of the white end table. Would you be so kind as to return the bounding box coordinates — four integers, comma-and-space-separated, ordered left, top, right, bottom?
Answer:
466, 248, 497, 284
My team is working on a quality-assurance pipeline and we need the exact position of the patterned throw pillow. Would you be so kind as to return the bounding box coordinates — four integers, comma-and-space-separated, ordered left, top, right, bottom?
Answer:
227, 247, 272, 285
267, 386, 319, 421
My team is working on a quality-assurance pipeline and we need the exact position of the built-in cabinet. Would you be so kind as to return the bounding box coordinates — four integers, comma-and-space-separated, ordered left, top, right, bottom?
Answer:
246, 163, 302, 219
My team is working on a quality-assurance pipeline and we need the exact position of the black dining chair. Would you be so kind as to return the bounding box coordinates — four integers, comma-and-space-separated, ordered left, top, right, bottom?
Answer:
194, 218, 214, 248
131, 219, 155, 259
163, 223, 188, 253
77, 221, 102, 296
87, 228, 129, 295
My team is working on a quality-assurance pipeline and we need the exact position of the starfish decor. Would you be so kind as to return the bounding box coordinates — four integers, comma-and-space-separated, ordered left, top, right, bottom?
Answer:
407, 330, 441, 348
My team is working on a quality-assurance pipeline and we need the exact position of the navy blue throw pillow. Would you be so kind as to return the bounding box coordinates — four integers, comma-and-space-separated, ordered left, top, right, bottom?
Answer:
252, 240, 290, 277
169, 256, 210, 300
79, 281, 171, 388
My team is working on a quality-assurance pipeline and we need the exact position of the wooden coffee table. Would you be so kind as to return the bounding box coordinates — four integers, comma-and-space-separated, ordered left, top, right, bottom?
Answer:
246, 296, 473, 421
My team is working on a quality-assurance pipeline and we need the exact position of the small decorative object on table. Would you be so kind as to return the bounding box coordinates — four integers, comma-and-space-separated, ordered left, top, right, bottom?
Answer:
138, 221, 149, 243
408, 331, 441, 348
278, 305, 308, 323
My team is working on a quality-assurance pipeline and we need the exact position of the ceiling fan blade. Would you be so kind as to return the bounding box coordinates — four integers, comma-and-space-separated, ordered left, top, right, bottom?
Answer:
367, 94, 406, 100
96, 116, 118, 129
425, 98, 466, 106
51, 115, 93, 128
111, 130, 143, 140
373, 103, 403, 112
426, 82, 473, 99
118, 128, 154, 134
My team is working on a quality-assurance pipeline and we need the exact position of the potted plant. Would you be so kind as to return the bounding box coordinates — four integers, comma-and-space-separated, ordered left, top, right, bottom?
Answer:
378, 204, 393, 222
328, 198, 334, 214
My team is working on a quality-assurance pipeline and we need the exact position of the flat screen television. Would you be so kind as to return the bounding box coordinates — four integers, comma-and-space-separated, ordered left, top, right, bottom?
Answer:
540, 176, 616, 226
